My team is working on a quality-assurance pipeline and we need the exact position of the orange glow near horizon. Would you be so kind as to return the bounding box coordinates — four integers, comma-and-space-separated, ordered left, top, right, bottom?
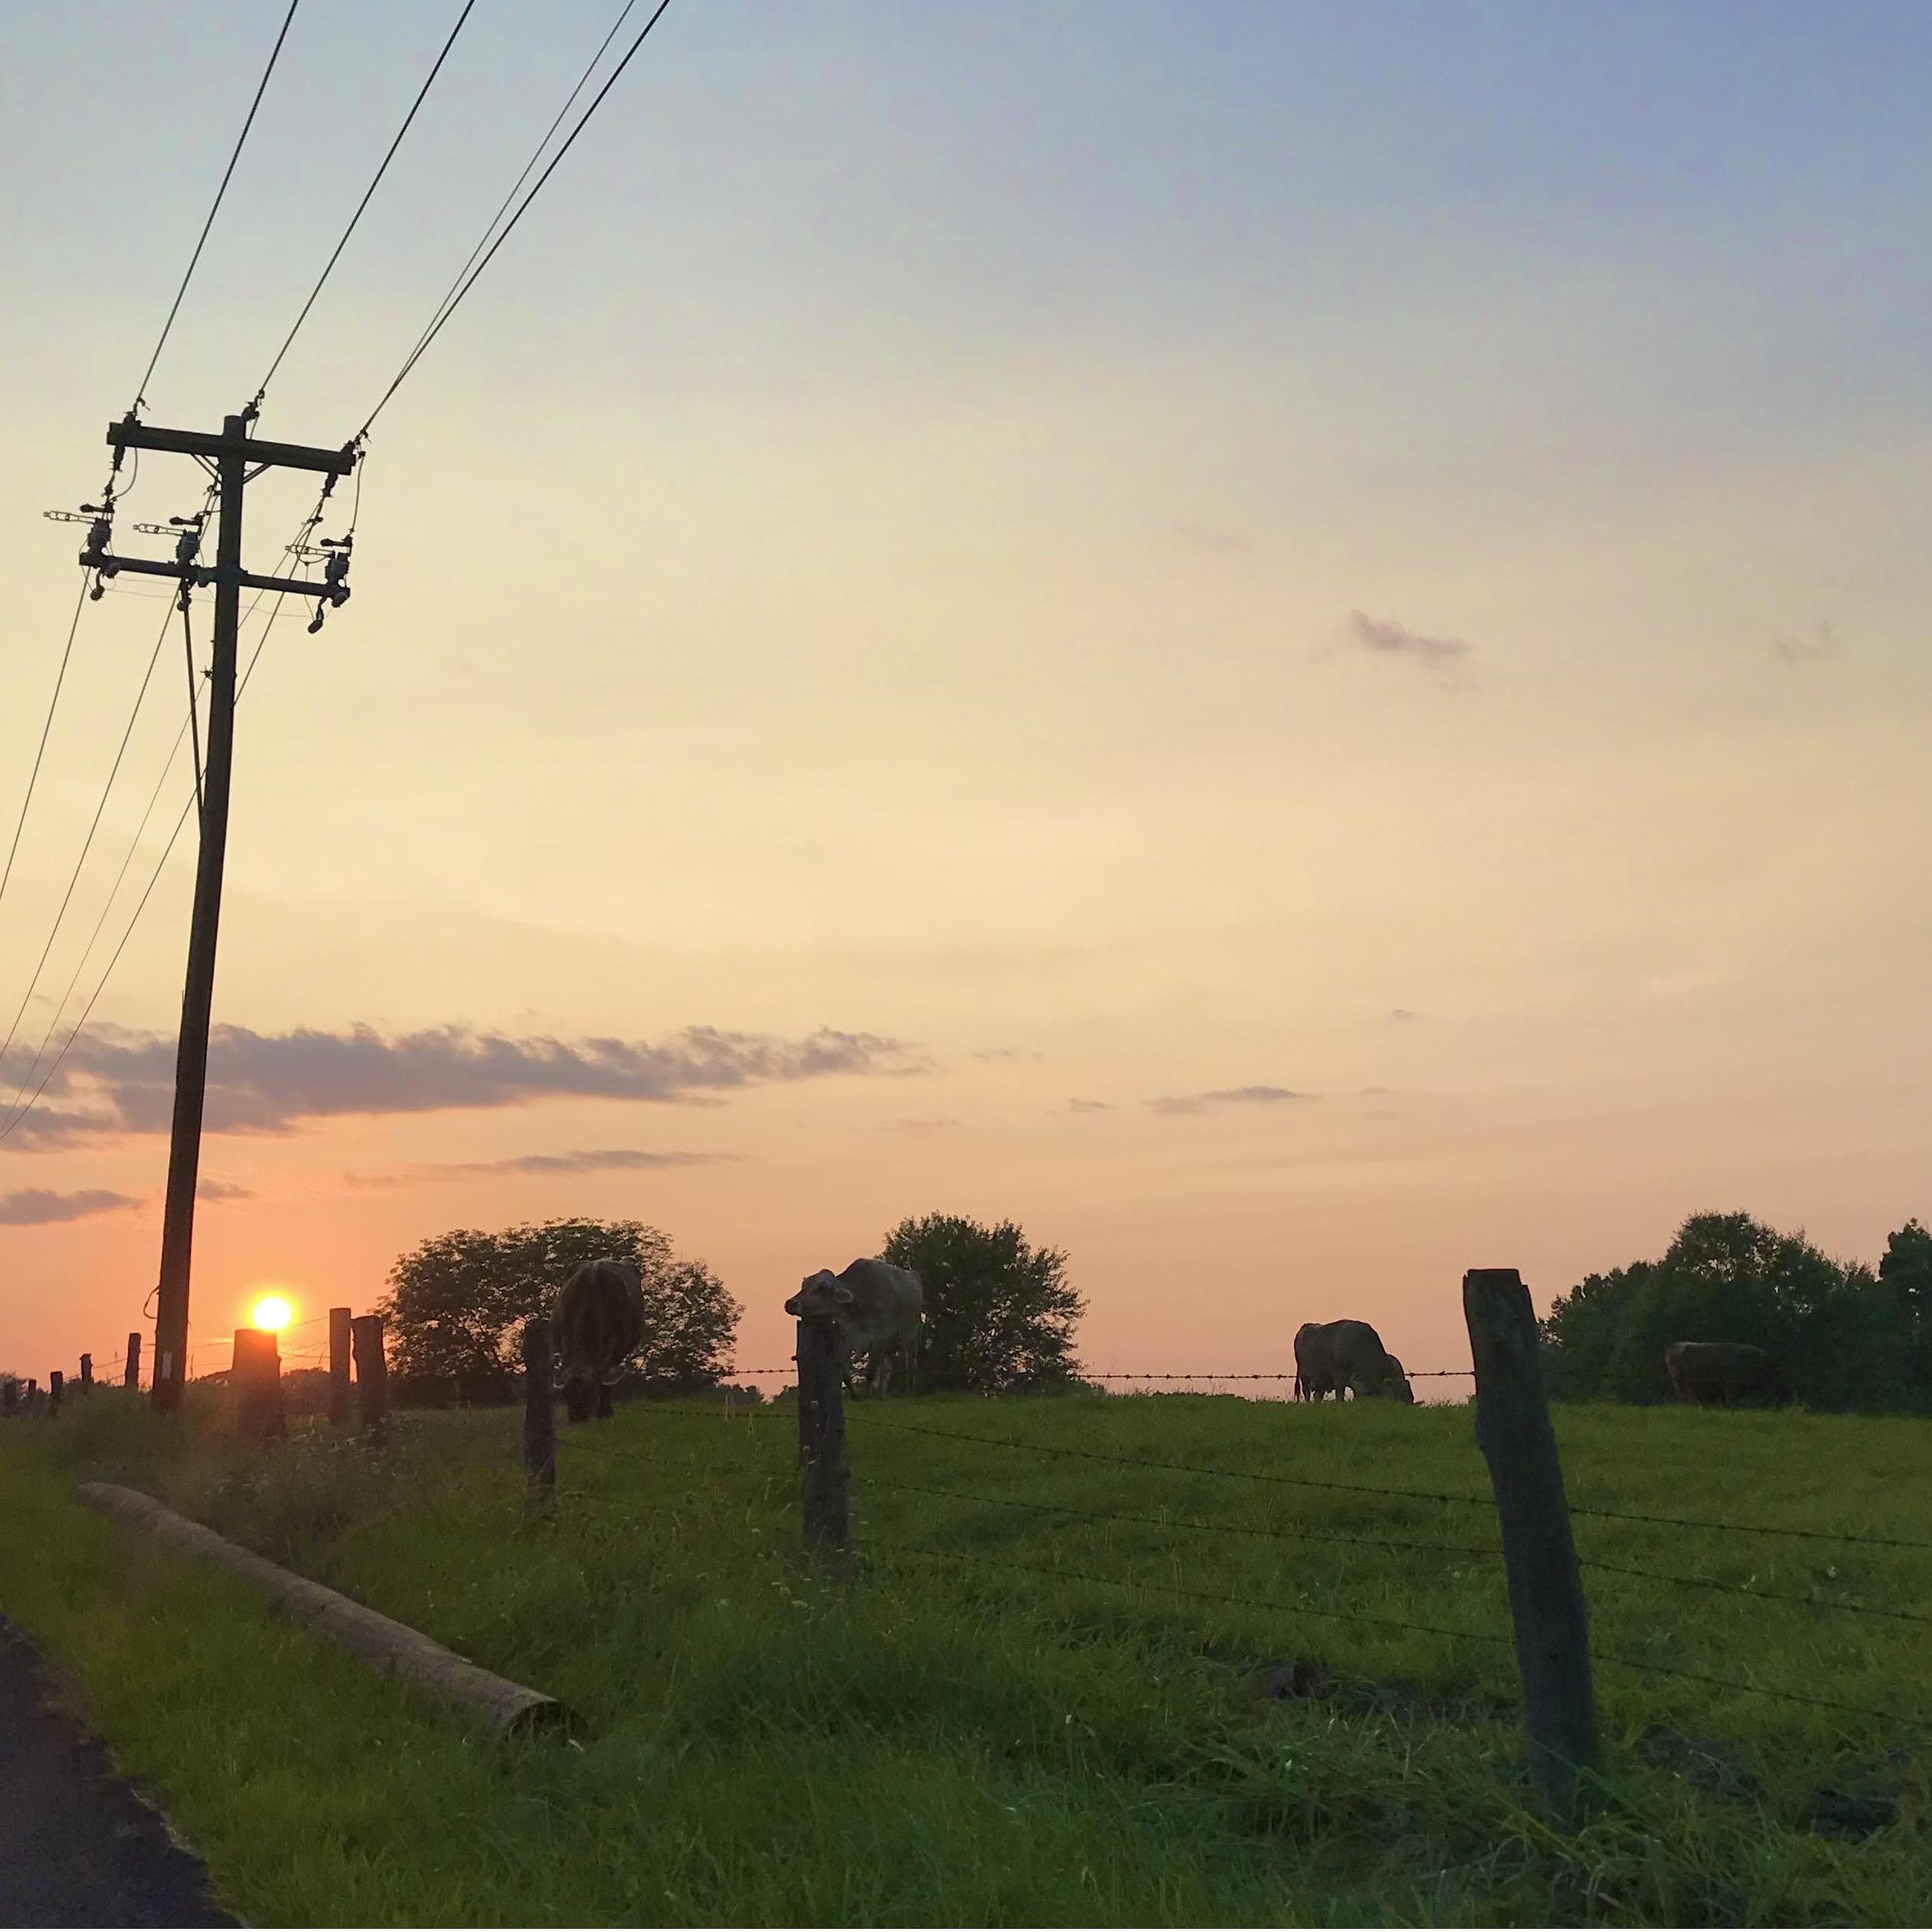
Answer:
250, 1294, 293, 1334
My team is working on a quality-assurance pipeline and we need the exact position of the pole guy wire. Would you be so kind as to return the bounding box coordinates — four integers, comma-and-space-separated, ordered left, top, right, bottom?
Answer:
132, 0, 303, 413
252, 0, 479, 408
0, 578, 90, 918
359, 0, 676, 435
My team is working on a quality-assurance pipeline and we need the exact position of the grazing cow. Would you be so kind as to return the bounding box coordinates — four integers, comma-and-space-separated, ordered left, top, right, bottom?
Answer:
1664, 1340, 1791, 1408
784, 1259, 923, 1396
1293, 1319, 1416, 1403
553, 1257, 646, 1422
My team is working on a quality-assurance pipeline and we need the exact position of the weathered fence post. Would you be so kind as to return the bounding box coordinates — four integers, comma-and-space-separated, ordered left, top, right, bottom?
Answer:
350, 1314, 390, 1448
522, 1317, 556, 1509
48, 1370, 65, 1417
1463, 1267, 1599, 1814
232, 1327, 285, 1440
78, 1353, 94, 1394
327, 1307, 353, 1426
796, 1316, 850, 1573
124, 1333, 141, 1390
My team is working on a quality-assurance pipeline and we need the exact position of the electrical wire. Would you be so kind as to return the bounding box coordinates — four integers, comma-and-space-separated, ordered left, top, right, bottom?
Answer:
252, 0, 479, 408
383, 0, 644, 404
359, 0, 675, 434
0, 585, 189, 1079
131, 0, 303, 413
1, 578, 91, 918
0, 519, 320, 1147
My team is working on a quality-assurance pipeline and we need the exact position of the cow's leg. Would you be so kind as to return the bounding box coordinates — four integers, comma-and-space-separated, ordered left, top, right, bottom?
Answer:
596, 1380, 615, 1420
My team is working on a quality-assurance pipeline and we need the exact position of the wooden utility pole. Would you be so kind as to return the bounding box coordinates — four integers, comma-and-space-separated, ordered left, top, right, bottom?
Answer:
1463, 1267, 1599, 1814
85, 413, 355, 1414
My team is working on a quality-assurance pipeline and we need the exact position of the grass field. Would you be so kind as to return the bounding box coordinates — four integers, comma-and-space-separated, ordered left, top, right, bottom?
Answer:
1, 1390, 1927, 1925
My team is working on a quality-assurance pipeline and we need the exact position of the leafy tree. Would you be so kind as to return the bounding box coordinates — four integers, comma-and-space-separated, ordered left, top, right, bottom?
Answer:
1879, 1219, 1932, 1321
382, 1217, 738, 1404
880, 1212, 1085, 1393
1539, 1264, 1652, 1400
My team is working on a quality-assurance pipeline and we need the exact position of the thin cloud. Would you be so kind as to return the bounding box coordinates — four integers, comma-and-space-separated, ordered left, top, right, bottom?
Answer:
0, 1187, 139, 1226
6, 1022, 915, 1147
1387, 1008, 1421, 1022
197, 1178, 254, 1201
1175, 522, 1258, 557
348, 1148, 731, 1188
1771, 621, 1840, 666
1067, 1098, 1114, 1114
973, 1047, 1042, 1065
1148, 1085, 1314, 1115
1337, 610, 1473, 680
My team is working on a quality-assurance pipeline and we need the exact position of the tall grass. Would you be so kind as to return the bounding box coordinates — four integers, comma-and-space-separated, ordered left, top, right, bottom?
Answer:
2, 1391, 1927, 1925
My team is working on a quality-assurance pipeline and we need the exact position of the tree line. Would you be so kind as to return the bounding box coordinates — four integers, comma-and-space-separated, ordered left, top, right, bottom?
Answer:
1540, 1211, 1932, 1412
381, 1210, 1086, 1403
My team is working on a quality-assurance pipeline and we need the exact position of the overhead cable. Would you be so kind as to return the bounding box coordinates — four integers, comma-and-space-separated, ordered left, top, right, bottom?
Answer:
360, 0, 675, 435
131, 0, 303, 414
252, 0, 479, 408
0, 578, 90, 917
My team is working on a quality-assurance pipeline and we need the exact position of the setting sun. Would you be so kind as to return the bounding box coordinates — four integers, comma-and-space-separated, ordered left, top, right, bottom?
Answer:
250, 1295, 293, 1334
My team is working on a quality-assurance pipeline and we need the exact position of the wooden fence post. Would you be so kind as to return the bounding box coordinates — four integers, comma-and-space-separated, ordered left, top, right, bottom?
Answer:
350, 1314, 390, 1448
1463, 1267, 1599, 1814
78, 1353, 94, 1394
796, 1316, 850, 1573
124, 1333, 141, 1390
232, 1327, 285, 1440
48, 1370, 64, 1417
522, 1317, 557, 1509
327, 1307, 353, 1426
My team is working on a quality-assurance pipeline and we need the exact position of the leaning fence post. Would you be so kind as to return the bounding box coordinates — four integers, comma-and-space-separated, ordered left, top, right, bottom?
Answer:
522, 1317, 557, 1509
327, 1307, 353, 1425
796, 1316, 850, 1573
1463, 1267, 1599, 1813
124, 1333, 141, 1390
350, 1314, 390, 1448
48, 1370, 65, 1417
78, 1353, 94, 1394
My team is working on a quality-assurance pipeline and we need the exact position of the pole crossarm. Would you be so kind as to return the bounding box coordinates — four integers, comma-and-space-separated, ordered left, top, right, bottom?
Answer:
106, 418, 357, 477
77, 548, 343, 602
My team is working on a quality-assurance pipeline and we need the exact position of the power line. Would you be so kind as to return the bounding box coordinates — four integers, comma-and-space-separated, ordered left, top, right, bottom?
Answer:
1, 578, 90, 916
386, 0, 646, 405
359, 0, 676, 435
0, 587, 188, 1077
251, 0, 479, 408
131, 0, 303, 413
0, 525, 318, 1148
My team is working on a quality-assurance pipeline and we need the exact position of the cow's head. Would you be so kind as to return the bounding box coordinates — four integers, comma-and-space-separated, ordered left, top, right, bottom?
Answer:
784, 1269, 855, 1322
1382, 1357, 1417, 1404
559, 1359, 625, 1423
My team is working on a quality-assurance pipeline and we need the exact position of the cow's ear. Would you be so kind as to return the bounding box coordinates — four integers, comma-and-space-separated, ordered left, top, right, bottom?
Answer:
833, 1284, 856, 1306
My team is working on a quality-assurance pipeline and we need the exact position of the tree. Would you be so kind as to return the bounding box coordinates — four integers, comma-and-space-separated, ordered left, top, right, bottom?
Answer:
1539, 1264, 1652, 1400
880, 1212, 1085, 1393
382, 1217, 739, 1404
1879, 1219, 1932, 1321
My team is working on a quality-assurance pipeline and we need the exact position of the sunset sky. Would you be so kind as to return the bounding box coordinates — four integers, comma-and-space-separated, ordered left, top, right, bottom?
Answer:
4, 2, 1930, 1389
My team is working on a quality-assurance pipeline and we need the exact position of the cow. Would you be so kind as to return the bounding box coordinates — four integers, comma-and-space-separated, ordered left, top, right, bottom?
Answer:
1293, 1319, 1416, 1403
784, 1259, 923, 1397
1664, 1340, 1791, 1408
552, 1257, 647, 1422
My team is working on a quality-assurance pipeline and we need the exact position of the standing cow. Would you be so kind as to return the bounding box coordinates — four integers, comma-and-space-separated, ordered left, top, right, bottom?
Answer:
1664, 1340, 1791, 1408
784, 1259, 923, 1396
553, 1257, 646, 1422
1293, 1319, 1416, 1403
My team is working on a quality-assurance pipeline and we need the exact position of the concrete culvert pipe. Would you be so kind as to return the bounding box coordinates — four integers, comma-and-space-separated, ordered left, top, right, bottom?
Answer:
76, 1482, 568, 1736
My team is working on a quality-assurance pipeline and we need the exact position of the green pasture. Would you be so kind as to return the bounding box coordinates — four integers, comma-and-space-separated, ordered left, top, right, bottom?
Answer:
0, 1391, 1927, 1925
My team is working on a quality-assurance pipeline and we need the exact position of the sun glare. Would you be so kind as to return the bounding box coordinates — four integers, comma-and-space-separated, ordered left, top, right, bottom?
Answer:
250, 1294, 293, 1334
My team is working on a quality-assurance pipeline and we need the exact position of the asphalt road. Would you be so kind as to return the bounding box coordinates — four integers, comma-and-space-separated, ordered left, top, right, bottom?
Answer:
0, 1618, 234, 1927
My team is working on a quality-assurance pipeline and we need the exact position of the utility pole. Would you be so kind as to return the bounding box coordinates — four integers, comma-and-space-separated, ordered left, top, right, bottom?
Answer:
83, 412, 356, 1413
